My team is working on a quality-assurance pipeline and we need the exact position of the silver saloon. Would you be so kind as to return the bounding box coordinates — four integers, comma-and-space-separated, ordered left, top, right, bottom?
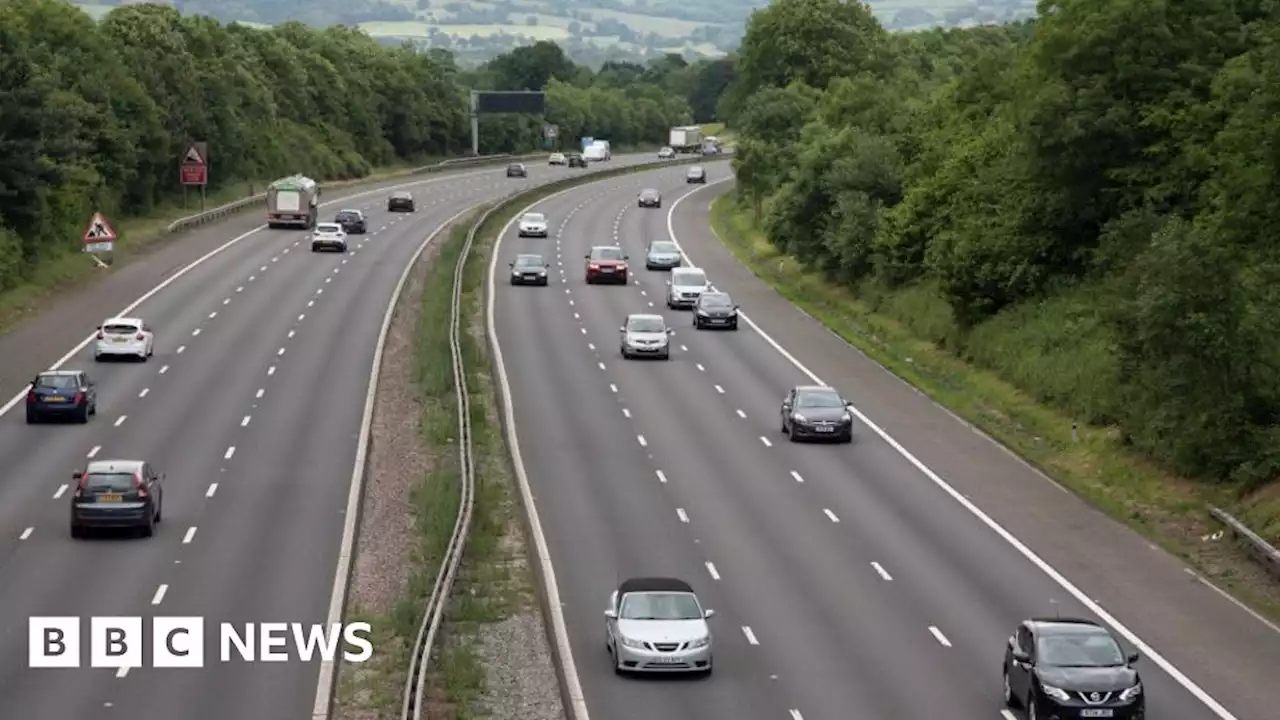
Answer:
620, 314, 673, 360
605, 577, 714, 675
645, 240, 682, 270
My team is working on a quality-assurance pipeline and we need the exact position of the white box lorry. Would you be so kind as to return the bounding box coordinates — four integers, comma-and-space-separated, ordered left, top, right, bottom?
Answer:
669, 126, 702, 153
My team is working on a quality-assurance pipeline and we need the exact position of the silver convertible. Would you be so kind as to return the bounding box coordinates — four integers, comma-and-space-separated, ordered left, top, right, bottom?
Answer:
604, 576, 714, 675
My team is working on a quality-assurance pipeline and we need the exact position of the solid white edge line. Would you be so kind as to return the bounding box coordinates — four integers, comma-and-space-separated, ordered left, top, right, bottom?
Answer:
0, 163, 548, 420
488, 182, 610, 720
311, 204, 476, 719
666, 178, 1239, 719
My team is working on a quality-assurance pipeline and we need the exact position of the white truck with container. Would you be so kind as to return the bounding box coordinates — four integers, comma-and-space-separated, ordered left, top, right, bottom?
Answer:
583, 142, 608, 162
669, 126, 703, 154
266, 175, 320, 229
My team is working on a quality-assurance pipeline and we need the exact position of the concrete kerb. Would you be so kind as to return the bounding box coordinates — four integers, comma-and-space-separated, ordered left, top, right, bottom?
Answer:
479, 154, 730, 720
166, 153, 543, 233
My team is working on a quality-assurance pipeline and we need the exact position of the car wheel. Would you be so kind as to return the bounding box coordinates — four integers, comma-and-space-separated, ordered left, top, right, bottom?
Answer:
1002, 666, 1019, 708
661, 352, 670, 361
841, 432, 853, 444
90, 402, 97, 416
78, 404, 90, 424
780, 416, 788, 434
155, 495, 162, 523
620, 347, 628, 359
70, 523, 83, 540
140, 513, 154, 538
730, 322, 738, 331
788, 425, 799, 443
25, 409, 37, 424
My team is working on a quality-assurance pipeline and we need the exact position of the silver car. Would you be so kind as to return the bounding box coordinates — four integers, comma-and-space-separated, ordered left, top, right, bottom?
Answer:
518, 212, 548, 237
620, 313, 673, 360
666, 267, 710, 309
605, 577, 714, 675
645, 240, 682, 270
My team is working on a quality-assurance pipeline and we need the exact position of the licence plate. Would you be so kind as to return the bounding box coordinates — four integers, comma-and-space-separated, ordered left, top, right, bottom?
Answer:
650, 656, 680, 664
98, 494, 122, 503
815, 426, 835, 433
1080, 711, 1113, 718
112, 337, 128, 343
45, 396, 66, 402
601, 268, 614, 272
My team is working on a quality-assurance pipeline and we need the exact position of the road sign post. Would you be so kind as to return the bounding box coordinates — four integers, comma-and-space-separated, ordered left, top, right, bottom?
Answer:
180, 141, 209, 211
82, 212, 117, 267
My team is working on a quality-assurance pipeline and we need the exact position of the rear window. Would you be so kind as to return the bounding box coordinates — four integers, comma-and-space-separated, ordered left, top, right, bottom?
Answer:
103, 324, 139, 334
85, 473, 135, 492
36, 375, 77, 389
336, 211, 359, 220
316, 224, 342, 233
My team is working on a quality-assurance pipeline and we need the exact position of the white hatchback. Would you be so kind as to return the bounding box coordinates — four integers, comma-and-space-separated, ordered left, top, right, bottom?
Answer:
95, 317, 154, 361
311, 223, 348, 252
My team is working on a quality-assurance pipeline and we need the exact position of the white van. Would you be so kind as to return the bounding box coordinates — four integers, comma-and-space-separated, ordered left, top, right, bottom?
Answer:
583, 145, 607, 162
666, 267, 710, 309
590, 140, 611, 160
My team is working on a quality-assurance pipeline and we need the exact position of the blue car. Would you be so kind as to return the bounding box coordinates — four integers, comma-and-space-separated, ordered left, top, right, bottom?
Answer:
26, 370, 96, 424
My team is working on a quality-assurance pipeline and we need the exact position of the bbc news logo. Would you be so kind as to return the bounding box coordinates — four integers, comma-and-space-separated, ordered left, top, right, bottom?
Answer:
28, 617, 373, 668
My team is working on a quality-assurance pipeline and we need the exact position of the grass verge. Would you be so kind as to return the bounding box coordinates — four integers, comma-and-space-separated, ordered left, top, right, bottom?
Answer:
709, 191, 1280, 622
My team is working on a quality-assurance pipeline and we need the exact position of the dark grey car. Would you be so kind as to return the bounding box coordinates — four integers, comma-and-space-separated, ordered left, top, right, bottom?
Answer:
692, 292, 738, 330
638, 189, 662, 208
780, 385, 854, 443
509, 253, 550, 285
645, 240, 682, 270
70, 459, 165, 538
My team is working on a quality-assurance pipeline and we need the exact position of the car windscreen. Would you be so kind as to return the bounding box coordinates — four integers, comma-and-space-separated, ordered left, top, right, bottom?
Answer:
336, 211, 359, 220
649, 242, 678, 254
627, 317, 665, 333
619, 592, 702, 620
796, 390, 843, 408
1036, 633, 1125, 667
522, 214, 545, 223
672, 272, 706, 286
85, 473, 135, 492
642, 190, 658, 197
591, 247, 624, 261
103, 324, 139, 334
700, 295, 732, 308
36, 375, 77, 389
514, 256, 543, 267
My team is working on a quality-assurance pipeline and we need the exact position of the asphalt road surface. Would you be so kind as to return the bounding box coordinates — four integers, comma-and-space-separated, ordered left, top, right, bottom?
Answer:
491, 164, 1280, 720
0, 153, 663, 720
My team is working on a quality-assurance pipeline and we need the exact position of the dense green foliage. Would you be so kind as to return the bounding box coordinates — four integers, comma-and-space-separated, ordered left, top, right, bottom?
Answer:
726, 0, 1280, 488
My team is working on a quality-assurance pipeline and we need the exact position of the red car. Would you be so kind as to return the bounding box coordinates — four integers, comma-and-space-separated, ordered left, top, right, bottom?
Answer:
584, 246, 629, 284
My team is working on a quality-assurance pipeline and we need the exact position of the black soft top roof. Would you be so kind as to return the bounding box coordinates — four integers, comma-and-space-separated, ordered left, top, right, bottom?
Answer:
619, 577, 693, 594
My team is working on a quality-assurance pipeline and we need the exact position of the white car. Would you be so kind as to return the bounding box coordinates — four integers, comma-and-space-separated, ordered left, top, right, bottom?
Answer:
658, 146, 676, 159
95, 317, 154, 362
517, 212, 548, 238
311, 223, 348, 252
549, 153, 567, 165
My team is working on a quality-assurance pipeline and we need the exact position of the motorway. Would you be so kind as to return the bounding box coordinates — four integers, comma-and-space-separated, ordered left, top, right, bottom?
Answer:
491, 163, 1280, 720
0, 153, 661, 719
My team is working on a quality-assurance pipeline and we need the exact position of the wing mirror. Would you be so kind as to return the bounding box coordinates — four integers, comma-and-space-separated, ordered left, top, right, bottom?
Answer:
603, 609, 617, 619
544, 263, 551, 268
733, 305, 740, 310
623, 255, 630, 260
1127, 651, 1139, 664
667, 329, 675, 335
619, 326, 626, 332
72, 471, 83, 480
703, 609, 715, 619
508, 262, 514, 267
584, 254, 590, 259
1011, 649, 1030, 664
665, 280, 671, 286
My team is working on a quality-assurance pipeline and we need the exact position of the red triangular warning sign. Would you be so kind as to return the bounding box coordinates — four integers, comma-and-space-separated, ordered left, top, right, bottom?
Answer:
183, 145, 205, 165
82, 212, 117, 242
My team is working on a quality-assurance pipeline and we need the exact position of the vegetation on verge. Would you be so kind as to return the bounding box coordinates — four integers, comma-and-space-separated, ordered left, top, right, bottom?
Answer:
721, 0, 1280, 563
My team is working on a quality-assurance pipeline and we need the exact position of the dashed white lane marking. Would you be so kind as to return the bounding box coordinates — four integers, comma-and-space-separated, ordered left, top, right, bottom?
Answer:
1000, 711, 1018, 720
705, 562, 720, 580
325, 277, 331, 284
240, 415, 251, 427
223, 298, 230, 305
206, 483, 218, 498
580, 328, 587, 335
316, 288, 323, 295
790, 470, 804, 483
736, 409, 747, 418
54, 485, 68, 499
159, 365, 169, 374
248, 275, 255, 282
742, 626, 759, 645
113, 415, 127, 427
823, 509, 840, 523
151, 584, 168, 605
307, 300, 315, 307
287, 330, 295, 339
647, 301, 654, 307
138, 388, 149, 398
928, 626, 952, 647
676, 508, 689, 523
259, 266, 267, 272
656, 470, 668, 484
224, 446, 235, 460
587, 342, 594, 351
715, 385, 724, 393
760, 436, 772, 447
695, 363, 705, 372
790, 711, 805, 720
19, 527, 32, 540
597, 361, 605, 370
609, 383, 618, 393
298, 314, 305, 321
183, 526, 197, 544
267, 366, 276, 376
255, 388, 264, 399
176, 345, 185, 354
87, 445, 101, 458
236, 286, 244, 293
871, 562, 893, 581
568, 299, 574, 306
115, 667, 129, 678
208, 311, 217, 319
191, 328, 200, 337
622, 408, 631, 418
637, 435, 647, 448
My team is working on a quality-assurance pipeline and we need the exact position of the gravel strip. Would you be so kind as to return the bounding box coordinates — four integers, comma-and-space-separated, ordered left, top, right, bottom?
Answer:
471, 613, 565, 720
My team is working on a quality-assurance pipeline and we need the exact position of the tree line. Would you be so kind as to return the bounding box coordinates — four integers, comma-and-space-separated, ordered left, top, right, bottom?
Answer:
724, 0, 1280, 489
0, 1, 721, 297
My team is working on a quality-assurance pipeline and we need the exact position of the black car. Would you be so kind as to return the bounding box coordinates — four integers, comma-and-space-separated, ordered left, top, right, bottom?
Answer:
387, 191, 415, 212
507, 163, 527, 178
509, 253, 550, 286
26, 370, 96, 424
686, 166, 707, 184
780, 385, 853, 443
638, 189, 662, 208
693, 292, 738, 330
70, 459, 164, 538
568, 153, 588, 168
1004, 618, 1145, 719
334, 209, 366, 234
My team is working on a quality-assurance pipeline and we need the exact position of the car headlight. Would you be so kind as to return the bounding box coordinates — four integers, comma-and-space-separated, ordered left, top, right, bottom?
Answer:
1039, 683, 1071, 703
792, 413, 807, 422
841, 412, 852, 422
537, 269, 546, 276
1119, 682, 1142, 702
511, 270, 521, 276
697, 309, 710, 316
619, 636, 646, 650
687, 636, 710, 649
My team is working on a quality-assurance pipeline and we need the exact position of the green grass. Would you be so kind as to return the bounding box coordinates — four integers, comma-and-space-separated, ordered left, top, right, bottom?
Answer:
709, 192, 1280, 621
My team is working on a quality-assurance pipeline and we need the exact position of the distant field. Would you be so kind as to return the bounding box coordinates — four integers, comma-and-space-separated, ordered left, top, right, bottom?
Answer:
359, 20, 571, 40
578, 7, 715, 36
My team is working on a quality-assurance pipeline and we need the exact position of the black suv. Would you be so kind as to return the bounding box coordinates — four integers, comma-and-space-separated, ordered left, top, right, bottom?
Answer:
387, 191, 414, 212
507, 163, 527, 178
693, 292, 738, 330
568, 154, 587, 168
334, 209, 366, 234
1004, 618, 1145, 719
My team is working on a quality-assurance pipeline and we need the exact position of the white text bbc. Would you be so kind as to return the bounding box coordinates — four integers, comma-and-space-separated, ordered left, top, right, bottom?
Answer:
28, 617, 373, 668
